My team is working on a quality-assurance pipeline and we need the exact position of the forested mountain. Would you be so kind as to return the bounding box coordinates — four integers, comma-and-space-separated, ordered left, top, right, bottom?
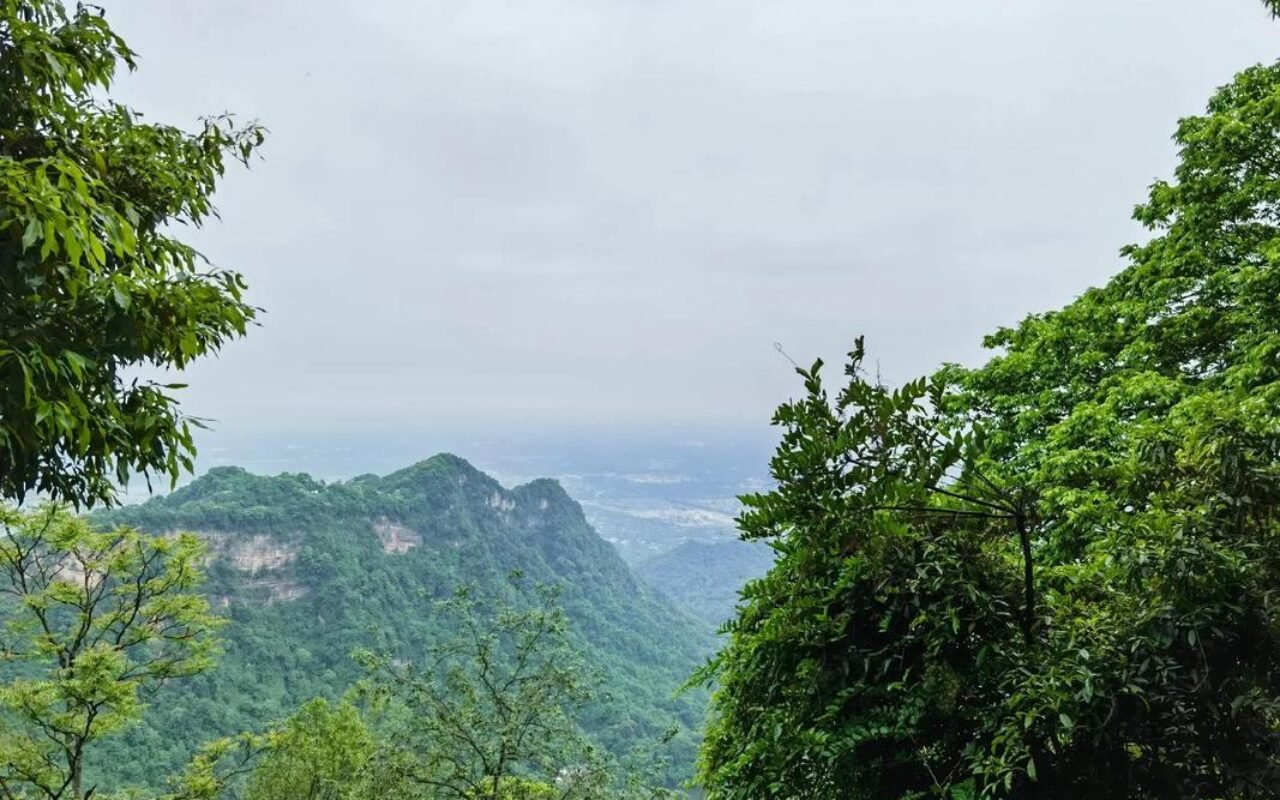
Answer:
637, 540, 774, 628
90, 455, 712, 788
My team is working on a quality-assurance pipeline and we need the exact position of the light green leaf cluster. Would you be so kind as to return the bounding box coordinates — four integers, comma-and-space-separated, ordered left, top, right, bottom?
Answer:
245, 698, 373, 800
0, 505, 220, 799
229, 578, 681, 800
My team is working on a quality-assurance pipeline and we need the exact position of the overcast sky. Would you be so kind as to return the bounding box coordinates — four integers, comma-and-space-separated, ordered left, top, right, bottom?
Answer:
106, 0, 1276, 439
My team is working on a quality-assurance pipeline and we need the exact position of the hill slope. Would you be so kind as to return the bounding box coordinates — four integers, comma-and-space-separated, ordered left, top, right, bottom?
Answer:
637, 539, 775, 628
92, 454, 712, 788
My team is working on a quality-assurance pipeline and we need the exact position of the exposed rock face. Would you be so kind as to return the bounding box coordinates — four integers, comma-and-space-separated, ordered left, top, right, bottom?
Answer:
372, 518, 422, 554
219, 534, 298, 574
170, 519, 424, 607
240, 576, 308, 605
188, 532, 305, 605
488, 491, 516, 514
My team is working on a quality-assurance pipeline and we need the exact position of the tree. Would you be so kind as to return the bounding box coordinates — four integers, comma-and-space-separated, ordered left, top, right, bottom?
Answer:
695, 349, 1027, 800
151, 732, 272, 800
358, 577, 677, 800
0, 0, 265, 507
698, 58, 1280, 800
945, 57, 1280, 797
244, 698, 374, 800
0, 505, 220, 800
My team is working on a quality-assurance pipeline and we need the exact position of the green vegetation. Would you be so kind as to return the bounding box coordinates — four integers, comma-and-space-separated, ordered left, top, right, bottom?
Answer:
0, 495, 692, 800
0, 506, 220, 799
6, 1, 1280, 798
244, 697, 372, 800
636, 540, 773, 629
92, 455, 709, 791
242, 581, 681, 800
0, 0, 264, 508
697, 54, 1280, 800
355, 580, 604, 799
254, 579, 680, 800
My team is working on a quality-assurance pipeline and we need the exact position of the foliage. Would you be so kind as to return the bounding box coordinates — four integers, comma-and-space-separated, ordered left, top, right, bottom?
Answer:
697, 59, 1280, 800
0, 468, 698, 799
153, 732, 272, 800
0, 505, 219, 800
225, 579, 680, 800
0, 0, 264, 507
244, 698, 372, 800
91, 455, 709, 790
636, 540, 774, 629
359, 577, 663, 800
695, 347, 1022, 800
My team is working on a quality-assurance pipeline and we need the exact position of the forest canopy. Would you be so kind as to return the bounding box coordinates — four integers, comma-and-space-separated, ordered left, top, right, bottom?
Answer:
697, 51, 1280, 800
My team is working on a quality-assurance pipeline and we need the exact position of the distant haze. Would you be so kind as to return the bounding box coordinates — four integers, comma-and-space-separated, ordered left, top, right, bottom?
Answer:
108, 0, 1276, 440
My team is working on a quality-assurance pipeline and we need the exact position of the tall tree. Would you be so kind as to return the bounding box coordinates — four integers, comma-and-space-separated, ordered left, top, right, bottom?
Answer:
0, 0, 265, 507
698, 57, 1280, 800
0, 505, 220, 800
245, 698, 374, 800
359, 577, 677, 800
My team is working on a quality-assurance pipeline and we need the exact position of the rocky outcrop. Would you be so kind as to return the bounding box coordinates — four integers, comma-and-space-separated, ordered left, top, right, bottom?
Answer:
240, 576, 308, 605
488, 491, 516, 513
219, 533, 297, 574
372, 518, 421, 554
185, 531, 305, 606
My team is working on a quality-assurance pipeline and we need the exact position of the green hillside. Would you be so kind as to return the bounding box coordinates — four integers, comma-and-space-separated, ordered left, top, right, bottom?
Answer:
637, 540, 774, 629
91, 454, 712, 789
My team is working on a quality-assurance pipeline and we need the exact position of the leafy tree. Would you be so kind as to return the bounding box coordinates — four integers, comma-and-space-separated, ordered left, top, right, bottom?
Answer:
945, 57, 1280, 798
0, 0, 265, 507
698, 57, 1280, 800
0, 505, 220, 800
244, 698, 373, 800
148, 733, 272, 800
695, 348, 1026, 800
359, 576, 678, 800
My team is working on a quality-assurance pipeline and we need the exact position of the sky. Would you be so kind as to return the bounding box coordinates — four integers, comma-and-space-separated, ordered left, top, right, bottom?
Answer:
105, 0, 1278, 442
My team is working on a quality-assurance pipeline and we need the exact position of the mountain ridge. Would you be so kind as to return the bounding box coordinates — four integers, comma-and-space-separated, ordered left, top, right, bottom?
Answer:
92, 454, 711, 788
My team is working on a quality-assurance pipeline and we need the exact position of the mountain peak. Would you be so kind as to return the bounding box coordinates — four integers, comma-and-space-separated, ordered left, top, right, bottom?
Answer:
379, 453, 499, 495
512, 476, 569, 500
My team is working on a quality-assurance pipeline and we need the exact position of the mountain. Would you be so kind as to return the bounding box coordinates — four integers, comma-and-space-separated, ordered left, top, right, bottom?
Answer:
637, 539, 775, 629
91, 454, 712, 788
159, 426, 777, 567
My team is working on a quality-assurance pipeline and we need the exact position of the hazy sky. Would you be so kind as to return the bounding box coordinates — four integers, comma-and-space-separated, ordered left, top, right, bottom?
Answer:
106, 0, 1276, 438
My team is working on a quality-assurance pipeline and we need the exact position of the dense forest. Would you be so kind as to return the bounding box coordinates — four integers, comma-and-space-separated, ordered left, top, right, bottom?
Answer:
5, 0, 1280, 798
90, 455, 711, 789
636, 540, 774, 629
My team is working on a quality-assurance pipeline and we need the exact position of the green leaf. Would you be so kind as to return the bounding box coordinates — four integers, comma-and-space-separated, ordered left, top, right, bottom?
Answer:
21, 218, 40, 250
